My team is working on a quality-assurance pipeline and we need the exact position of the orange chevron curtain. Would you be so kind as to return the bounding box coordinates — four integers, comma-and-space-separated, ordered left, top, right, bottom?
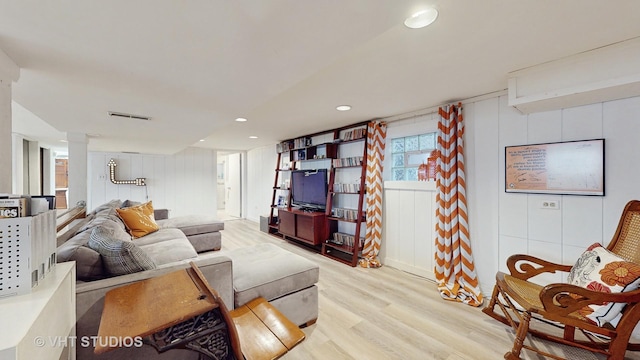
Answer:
434, 103, 483, 306
360, 121, 386, 268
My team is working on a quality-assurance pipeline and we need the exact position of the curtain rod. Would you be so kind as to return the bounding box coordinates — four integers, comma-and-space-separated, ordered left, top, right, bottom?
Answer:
381, 89, 507, 124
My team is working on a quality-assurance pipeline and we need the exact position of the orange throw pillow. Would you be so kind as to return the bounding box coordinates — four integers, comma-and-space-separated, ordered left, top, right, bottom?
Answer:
116, 201, 159, 238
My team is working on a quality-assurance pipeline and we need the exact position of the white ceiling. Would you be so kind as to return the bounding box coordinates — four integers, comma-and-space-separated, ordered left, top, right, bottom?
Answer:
2, 1, 640, 155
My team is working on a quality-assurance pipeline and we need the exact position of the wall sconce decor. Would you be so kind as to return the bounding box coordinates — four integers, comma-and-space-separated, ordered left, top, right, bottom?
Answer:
108, 159, 146, 186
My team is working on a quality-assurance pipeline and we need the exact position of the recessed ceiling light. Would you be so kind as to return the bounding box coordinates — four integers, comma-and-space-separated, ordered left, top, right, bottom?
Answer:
235, 117, 248, 122
336, 105, 351, 111
249, 136, 258, 139
199, 139, 205, 142
404, 8, 438, 29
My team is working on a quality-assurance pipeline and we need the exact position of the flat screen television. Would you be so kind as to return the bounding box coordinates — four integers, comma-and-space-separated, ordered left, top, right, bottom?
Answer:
290, 169, 328, 211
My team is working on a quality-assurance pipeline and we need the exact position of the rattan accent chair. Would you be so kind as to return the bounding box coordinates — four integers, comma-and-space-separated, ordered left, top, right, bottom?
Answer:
483, 200, 640, 359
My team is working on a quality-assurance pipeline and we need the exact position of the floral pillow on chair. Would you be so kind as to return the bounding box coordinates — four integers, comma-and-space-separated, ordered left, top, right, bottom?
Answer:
567, 243, 640, 327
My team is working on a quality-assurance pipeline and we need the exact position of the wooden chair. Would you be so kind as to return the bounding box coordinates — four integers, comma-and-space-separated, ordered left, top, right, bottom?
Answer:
483, 200, 640, 359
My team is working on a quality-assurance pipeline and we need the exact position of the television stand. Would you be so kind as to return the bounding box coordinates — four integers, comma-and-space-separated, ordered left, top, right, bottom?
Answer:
278, 208, 336, 246
298, 206, 321, 213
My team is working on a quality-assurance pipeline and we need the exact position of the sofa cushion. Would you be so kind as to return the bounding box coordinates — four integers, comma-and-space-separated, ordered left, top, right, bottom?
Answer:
136, 233, 198, 266
87, 226, 157, 276
116, 201, 159, 238
121, 199, 142, 208
157, 215, 224, 236
56, 230, 104, 281
76, 212, 130, 241
225, 243, 319, 307
131, 227, 187, 246
187, 232, 222, 253
89, 199, 122, 215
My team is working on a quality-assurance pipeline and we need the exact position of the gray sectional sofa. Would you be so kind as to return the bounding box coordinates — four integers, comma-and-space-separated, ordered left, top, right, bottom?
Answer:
56, 200, 320, 360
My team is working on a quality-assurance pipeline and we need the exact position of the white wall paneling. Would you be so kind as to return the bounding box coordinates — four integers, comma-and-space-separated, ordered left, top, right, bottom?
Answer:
245, 145, 278, 223
88, 147, 217, 217
602, 96, 640, 232
381, 181, 436, 280
0, 47, 18, 194
67, 132, 88, 207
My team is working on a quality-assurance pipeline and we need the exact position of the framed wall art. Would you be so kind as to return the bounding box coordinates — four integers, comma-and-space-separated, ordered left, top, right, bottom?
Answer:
505, 138, 604, 196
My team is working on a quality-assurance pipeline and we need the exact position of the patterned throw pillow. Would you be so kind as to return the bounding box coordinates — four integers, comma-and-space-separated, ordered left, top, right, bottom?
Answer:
87, 226, 156, 276
115, 201, 159, 238
567, 243, 640, 327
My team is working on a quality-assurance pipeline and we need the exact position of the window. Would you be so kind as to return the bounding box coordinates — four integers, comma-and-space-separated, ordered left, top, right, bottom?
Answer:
391, 133, 436, 181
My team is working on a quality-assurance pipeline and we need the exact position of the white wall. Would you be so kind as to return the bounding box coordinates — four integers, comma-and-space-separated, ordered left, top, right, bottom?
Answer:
87, 147, 218, 217
246, 145, 278, 222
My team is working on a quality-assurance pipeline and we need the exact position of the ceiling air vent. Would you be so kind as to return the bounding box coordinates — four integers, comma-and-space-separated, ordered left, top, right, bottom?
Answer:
108, 111, 151, 121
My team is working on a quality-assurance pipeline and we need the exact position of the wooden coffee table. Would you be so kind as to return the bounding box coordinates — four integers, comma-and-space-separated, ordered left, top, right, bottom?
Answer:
96, 263, 242, 359
97, 261, 307, 359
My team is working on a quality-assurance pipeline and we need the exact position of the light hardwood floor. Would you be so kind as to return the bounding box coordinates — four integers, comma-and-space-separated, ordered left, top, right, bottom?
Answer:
219, 219, 640, 360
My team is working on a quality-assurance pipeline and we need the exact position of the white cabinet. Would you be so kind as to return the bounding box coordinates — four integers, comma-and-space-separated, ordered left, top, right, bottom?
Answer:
0, 262, 76, 360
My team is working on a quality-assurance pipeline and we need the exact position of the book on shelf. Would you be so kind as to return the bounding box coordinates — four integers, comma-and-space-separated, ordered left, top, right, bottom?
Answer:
276, 195, 287, 208
293, 137, 311, 149
331, 232, 364, 250
0, 197, 30, 218
276, 138, 311, 153
332, 157, 364, 167
341, 128, 366, 141
333, 183, 360, 193
332, 207, 361, 221
276, 141, 294, 153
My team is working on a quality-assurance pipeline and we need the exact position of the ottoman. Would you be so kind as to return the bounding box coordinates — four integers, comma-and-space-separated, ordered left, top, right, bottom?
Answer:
157, 215, 224, 252
225, 243, 319, 327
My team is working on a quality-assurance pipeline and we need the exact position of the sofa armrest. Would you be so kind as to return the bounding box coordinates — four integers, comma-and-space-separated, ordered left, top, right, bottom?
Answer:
75, 254, 233, 359
154, 208, 170, 220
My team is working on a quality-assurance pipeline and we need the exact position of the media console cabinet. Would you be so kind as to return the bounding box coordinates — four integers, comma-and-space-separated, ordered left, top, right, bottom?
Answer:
277, 209, 336, 246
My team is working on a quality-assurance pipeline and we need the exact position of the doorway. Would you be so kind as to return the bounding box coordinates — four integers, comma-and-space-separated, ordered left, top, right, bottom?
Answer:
55, 158, 68, 209
217, 152, 242, 221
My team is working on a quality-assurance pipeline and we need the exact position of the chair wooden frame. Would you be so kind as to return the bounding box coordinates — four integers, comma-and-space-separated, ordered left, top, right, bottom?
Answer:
483, 200, 640, 360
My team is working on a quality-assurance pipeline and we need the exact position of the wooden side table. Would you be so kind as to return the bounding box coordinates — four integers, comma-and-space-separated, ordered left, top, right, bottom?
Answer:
96, 262, 241, 359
